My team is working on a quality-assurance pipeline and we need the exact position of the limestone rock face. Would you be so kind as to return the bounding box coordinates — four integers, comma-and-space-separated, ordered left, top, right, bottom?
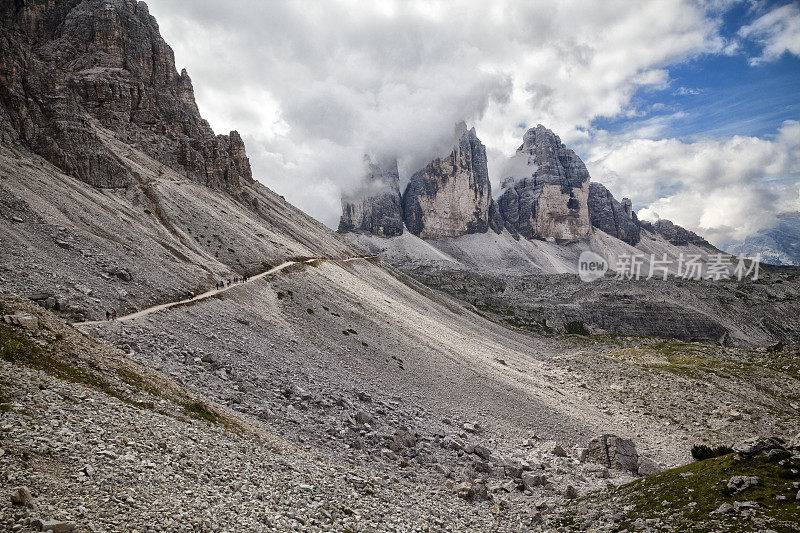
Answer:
338, 158, 404, 237
497, 125, 591, 241
402, 123, 503, 239
587, 182, 641, 245
640, 219, 714, 248
0, 0, 251, 189
586, 434, 639, 473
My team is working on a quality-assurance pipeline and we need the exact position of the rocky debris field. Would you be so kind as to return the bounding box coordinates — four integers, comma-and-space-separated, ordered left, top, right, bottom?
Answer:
2, 294, 659, 532
404, 262, 800, 348
2, 260, 799, 531
561, 436, 800, 532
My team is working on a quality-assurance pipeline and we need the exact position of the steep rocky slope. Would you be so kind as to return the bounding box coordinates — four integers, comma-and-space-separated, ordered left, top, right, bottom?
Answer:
588, 182, 641, 245
1, 2, 798, 531
0, 0, 354, 321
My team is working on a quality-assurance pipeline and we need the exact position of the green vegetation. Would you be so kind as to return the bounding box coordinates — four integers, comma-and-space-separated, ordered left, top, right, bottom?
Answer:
565, 321, 590, 336
565, 451, 800, 532
306, 308, 314, 314
692, 444, 734, 461
1, 323, 114, 395
181, 401, 219, 424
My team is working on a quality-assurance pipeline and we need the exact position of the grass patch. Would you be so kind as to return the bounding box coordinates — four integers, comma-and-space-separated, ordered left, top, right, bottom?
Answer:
566, 451, 800, 532
1, 323, 114, 395
181, 401, 219, 424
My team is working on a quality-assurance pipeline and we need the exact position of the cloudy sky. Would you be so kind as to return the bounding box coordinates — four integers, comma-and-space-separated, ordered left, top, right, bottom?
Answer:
145, 0, 800, 246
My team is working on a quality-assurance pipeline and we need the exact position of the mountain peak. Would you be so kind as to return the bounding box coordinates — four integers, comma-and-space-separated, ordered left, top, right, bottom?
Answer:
0, 0, 252, 190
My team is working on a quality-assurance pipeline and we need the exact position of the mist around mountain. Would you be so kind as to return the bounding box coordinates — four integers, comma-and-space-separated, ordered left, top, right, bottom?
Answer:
724, 212, 800, 266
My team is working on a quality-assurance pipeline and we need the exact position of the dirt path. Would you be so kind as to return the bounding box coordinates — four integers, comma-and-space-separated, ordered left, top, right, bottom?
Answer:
77, 257, 374, 327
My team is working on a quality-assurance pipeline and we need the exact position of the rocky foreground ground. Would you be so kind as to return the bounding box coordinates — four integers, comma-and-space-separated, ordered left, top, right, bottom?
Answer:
2, 277, 799, 532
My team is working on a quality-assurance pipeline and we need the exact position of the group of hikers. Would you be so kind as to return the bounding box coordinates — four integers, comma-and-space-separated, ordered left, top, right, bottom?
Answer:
105, 309, 118, 321
216, 274, 249, 290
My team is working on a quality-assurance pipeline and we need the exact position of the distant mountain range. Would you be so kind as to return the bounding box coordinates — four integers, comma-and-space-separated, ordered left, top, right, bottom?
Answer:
724, 212, 800, 266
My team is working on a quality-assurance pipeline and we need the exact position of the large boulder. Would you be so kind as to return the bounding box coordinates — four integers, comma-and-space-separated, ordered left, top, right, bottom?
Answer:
497, 125, 592, 241
338, 157, 404, 237
586, 434, 639, 473
402, 122, 503, 238
587, 182, 641, 245
732, 436, 786, 458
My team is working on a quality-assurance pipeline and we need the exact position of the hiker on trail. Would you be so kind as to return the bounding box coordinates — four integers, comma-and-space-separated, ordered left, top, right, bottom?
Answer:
112, 309, 117, 320
106, 310, 111, 321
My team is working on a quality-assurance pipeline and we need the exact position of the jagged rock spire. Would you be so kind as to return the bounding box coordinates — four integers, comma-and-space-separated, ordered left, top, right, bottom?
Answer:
497, 125, 591, 241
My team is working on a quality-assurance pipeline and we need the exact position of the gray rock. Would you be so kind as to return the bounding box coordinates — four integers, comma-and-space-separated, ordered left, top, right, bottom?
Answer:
586, 434, 639, 472
732, 436, 785, 457
32, 519, 76, 533
733, 500, 759, 511
521, 472, 546, 491
639, 219, 714, 248
727, 475, 759, 493
497, 125, 591, 241
3, 313, 39, 329
10, 486, 36, 509
473, 444, 492, 460
339, 157, 404, 237
637, 456, 662, 476
714, 502, 734, 514
0, 0, 252, 190
587, 182, 641, 245
551, 444, 567, 457
403, 123, 502, 238
564, 484, 577, 499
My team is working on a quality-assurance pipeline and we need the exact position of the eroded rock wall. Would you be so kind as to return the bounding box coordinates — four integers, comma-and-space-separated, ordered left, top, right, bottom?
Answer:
402, 123, 502, 239
497, 125, 591, 241
338, 157, 404, 237
0, 0, 251, 189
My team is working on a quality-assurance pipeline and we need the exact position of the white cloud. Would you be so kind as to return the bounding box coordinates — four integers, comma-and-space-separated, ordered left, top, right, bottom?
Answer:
144, 0, 728, 227
739, 3, 800, 65
588, 120, 800, 245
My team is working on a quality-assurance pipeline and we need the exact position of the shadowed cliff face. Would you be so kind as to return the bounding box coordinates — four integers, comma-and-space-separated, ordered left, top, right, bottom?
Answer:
0, 0, 251, 190
588, 182, 641, 245
402, 123, 503, 239
338, 157, 404, 237
497, 125, 592, 241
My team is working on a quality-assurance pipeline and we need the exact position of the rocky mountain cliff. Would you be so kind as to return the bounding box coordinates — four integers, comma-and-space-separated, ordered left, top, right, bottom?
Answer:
497, 125, 592, 241
338, 157, 404, 237
402, 122, 503, 238
640, 219, 715, 249
587, 182, 640, 245
0, 0, 353, 320
0, 0, 250, 189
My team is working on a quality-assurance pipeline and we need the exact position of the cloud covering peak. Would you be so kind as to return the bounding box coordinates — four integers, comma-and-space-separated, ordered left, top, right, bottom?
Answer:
145, 0, 800, 244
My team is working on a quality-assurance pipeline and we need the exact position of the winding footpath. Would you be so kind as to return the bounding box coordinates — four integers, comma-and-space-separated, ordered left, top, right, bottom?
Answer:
77, 256, 375, 327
